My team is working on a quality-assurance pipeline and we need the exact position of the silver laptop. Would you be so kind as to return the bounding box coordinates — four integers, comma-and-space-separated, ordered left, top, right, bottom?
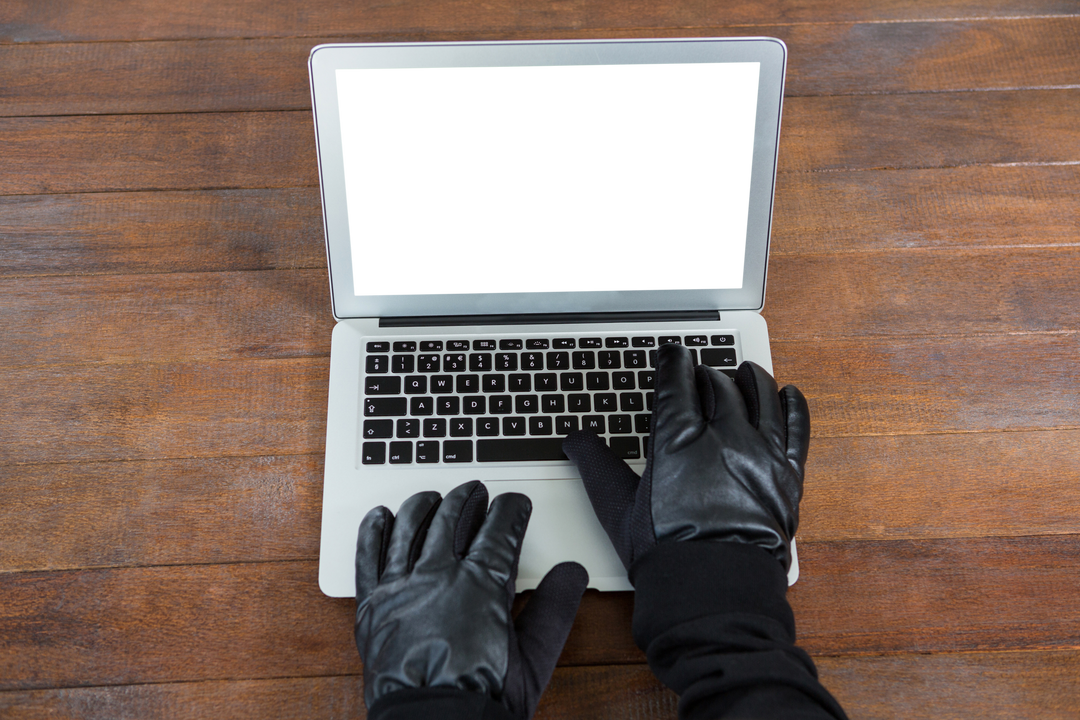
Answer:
309, 37, 796, 597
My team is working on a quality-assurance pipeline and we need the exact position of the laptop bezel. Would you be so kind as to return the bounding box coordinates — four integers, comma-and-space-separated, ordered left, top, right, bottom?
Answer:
309, 37, 786, 321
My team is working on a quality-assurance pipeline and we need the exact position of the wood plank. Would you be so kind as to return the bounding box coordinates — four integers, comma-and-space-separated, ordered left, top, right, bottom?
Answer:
779, 89, 1080, 173
2, 166, 1075, 280
3, 429, 1077, 573
0, 456, 323, 573
2, 90, 1077, 195
0, 190, 325, 277
3, 536, 1079, 689
1, 246, 1078, 365
3, 650, 1075, 720
766, 246, 1080, 340
2, 0, 1074, 43
0, 112, 317, 196
0, 332, 1077, 465
0, 270, 334, 365
772, 165, 1080, 254
3, 18, 1078, 116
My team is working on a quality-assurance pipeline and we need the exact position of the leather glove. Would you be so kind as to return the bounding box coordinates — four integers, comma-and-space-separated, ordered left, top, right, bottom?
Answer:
562, 344, 810, 573
355, 480, 589, 720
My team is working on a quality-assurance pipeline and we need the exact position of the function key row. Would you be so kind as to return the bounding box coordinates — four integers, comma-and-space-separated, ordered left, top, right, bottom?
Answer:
366, 335, 734, 353
366, 347, 737, 375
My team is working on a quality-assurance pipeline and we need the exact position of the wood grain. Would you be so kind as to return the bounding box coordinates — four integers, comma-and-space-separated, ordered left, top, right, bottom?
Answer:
2, 536, 1079, 691
3, 18, 1078, 117
2, 0, 1075, 43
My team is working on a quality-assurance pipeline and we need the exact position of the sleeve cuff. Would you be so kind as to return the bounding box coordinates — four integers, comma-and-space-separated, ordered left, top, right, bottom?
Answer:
369, 687, 516, 720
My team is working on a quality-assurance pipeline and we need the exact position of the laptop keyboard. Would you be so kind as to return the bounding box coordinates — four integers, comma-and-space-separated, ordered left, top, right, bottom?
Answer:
360, 333, 738, 465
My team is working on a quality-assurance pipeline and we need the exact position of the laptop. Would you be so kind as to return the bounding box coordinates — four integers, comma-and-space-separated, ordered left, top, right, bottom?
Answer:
308, 37, 796, 597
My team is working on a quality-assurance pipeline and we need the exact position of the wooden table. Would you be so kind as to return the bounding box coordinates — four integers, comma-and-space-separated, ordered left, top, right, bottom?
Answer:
2, 2, 1078, 718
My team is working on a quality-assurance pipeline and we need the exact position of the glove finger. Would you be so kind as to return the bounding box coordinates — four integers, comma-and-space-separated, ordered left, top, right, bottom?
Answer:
507, 561, 589, 719
466, 492, 532, 586
379, 490, 442, 584
652, 344, 706, 450
695, 363, 749, 426
781, 384, 812, 475
562, 430, 640, 569
413, 480, 489, 571
734, 361, 786, 453
355, 505, 393, 602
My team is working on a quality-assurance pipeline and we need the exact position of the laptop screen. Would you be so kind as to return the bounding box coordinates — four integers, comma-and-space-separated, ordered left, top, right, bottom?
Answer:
336, 62, 759, 296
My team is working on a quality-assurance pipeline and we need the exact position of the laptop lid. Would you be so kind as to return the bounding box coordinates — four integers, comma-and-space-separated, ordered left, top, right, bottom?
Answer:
309, 38, 786, 322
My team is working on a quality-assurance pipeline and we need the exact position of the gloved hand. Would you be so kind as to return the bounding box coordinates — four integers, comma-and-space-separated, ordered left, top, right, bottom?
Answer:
354, 480, 589, 720
562, 343, 810, 573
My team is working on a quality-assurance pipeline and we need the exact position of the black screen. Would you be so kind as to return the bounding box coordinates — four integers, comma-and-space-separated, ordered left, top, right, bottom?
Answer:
341, 66, 756, 291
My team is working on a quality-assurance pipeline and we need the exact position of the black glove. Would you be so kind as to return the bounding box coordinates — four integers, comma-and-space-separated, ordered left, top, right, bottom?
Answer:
354, 480, 589, 720
563, 344, 810, 573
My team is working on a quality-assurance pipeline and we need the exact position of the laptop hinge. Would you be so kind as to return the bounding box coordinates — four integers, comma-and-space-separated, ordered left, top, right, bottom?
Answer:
379, 310, 721, 328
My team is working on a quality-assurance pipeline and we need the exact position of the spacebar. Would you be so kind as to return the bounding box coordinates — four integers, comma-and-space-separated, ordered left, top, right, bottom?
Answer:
477, 438, 568, 462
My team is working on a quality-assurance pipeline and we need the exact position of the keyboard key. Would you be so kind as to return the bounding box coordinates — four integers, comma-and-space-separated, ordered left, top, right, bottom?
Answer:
634, 414, 651, 434
420, 341, 443, 351
586, 372, 609, 390
448, 340, 470, 351
431, 376, 454, 394
605, 337, 629, 348
456, 374, 480, 393
483, 374, 506, 393
624, 350, 647, 368
365, 376, 401, 395
361, 442, 386, 464
542, 394, 565, 413
529, 416, 553, 435
632, 337, 656, 347
410, 397, 433, 416
509, 374, 532, 392
367, 342, 390, 352
495, 353, 518, 371
609, 414, 632, 434
684, 335, 708, 346
546, 351, 570, 370
638, 370, 656, 389
363, 419, 393, 439
612, 371, 635, 390
443, 440, 473, 463
553, 338, 576, 348
392, 355, 414, 373
701, 348, 737, 367
620, 392, 644, 412
365, 397, 407, 416
647, 391, 655, 410
573, 351, 596, 369
417, 354, 441, 372
444, 354, 467, 371
515, 395, 539, 414
598, 351, 621, 369
582, 415, 606, 433
503, 417, 527, 436
559, 373, 584, 391
474, 340, 497, 350
423, 418, 447, 437
594, 393, 617, 412
526, 339, 549, 349
711, 335, 735, 346
397, 418, 420, 438
389, 441, 413, 464
580, 337, 603, 348
500, 339, 524, 350
463, 396, 486, 415
469, 353, 493, 372
416, 441, 439, 463
437, 397, 460, 416
450, 418, 473, 437
403, 376, 427, 394
476, 418, 500, 436
555, 416, 578, 434
490, 395, 513, 414
610, 436, 641, 460
568, 394, 591, 412
366, 355, 389, 374
393, 341, 417, 352
521, 353, 544, 370
477, 438, 568, 462
534, 373, 558, 391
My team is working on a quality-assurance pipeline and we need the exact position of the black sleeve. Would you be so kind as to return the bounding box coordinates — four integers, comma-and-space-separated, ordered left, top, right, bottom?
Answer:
629, 542, 849, 720
368, 688, 516, 720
